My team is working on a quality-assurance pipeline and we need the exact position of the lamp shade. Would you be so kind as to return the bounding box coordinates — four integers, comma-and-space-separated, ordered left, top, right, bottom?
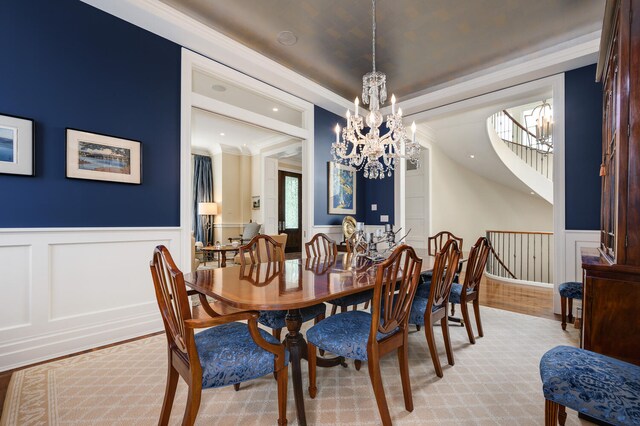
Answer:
198, 202, 219, 215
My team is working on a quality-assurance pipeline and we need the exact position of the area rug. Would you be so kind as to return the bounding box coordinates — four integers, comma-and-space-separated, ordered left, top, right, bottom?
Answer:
1, 307, 589, 425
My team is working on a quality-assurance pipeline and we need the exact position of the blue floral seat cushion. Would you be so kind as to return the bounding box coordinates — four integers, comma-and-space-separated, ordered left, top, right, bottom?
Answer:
559, 281, 583, 300
407, 296, 445, 326
327, 290, 373, 307
449, 283, 474, 304
258, 303, 326, 329
416, 272, 459, 299
540, 345, 640, 425
306, 311, 397, 361
195, 322, 288, 389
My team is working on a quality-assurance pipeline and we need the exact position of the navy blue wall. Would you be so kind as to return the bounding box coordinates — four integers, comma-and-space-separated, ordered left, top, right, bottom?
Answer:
0, 0, 181, 228
314, 106, 366, 225
364, 177, 395, 225
565, 64, 602, 230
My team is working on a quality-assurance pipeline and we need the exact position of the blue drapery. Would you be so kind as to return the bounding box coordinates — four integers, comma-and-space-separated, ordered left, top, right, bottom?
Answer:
192, 155, 213, 244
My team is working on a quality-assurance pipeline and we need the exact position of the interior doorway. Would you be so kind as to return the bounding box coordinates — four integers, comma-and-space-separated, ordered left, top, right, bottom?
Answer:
278, 171, 302, 253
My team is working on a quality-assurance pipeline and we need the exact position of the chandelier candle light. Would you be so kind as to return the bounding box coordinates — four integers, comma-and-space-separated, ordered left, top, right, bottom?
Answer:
331, 0, 421, 179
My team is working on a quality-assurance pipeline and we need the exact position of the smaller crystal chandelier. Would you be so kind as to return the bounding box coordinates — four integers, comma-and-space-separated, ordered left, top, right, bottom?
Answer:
331, 0, 421, 179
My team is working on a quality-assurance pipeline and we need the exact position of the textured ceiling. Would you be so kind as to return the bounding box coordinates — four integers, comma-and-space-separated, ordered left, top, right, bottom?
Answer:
159, 0, 603, 101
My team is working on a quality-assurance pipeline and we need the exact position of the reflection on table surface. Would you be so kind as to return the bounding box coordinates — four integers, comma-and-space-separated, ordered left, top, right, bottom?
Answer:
183, 249, 444, 311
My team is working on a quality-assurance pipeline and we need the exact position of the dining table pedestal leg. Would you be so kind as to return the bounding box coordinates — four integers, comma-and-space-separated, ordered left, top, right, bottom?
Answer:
285, 309, 307, 426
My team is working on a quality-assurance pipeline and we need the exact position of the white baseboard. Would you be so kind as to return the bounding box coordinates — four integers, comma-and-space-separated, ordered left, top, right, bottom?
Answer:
0, 227, 181, 372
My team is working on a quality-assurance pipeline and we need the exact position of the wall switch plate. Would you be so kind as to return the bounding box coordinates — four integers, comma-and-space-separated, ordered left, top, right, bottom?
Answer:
380, 215, 389, 222
371, 204, 377, 211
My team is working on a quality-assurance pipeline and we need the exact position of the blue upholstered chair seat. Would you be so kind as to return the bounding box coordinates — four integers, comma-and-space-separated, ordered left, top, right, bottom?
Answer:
195, 322, 288, 389
540, 346, 640, 425
327, 290, 373, 307
258, 303, 326, 329
559, 281, 583, 300
407, 297, 444, 326
416, 272, 459, 299
449, 283, 474, 304
306, 311, 397, 361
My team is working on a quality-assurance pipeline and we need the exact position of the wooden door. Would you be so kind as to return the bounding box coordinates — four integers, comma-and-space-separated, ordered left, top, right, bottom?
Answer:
278, 171, 302, 253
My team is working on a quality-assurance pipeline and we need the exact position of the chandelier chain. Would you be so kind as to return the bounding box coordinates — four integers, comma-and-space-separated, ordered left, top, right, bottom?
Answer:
372, 0, 376, 72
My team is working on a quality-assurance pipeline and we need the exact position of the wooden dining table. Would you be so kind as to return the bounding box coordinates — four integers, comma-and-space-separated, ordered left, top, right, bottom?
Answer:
183, 249, 450, 426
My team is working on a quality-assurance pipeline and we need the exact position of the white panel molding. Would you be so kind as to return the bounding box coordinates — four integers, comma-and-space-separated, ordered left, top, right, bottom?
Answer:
0, 227, 180, 371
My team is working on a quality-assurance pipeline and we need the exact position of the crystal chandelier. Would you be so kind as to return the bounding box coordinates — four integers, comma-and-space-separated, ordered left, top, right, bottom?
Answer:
331, 0, 421, 179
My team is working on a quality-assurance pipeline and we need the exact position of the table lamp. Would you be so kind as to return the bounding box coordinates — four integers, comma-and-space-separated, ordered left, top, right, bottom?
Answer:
198, 202, 218, 247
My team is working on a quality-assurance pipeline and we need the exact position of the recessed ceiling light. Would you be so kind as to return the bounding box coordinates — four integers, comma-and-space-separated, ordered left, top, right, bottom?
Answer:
272, 107, 279, 112
220, 133, 225, 136
277, 31, 298, 46
243, 143, 247, 147
530, 191, 535, 195
469, 154, 475, 159
211, 84, 227, 92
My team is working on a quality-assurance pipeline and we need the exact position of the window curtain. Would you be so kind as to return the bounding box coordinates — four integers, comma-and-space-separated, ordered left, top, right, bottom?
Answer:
192, 154, 213, 244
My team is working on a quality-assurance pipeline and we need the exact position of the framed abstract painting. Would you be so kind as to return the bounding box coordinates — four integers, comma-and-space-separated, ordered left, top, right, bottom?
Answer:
66, 128, 142, 184
328, 162, 356, 214
0, 113, 34, 176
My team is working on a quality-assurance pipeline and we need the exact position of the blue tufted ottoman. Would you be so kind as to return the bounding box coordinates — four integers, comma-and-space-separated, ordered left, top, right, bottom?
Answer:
558, 281, 582, 330
540, 346, 640, 425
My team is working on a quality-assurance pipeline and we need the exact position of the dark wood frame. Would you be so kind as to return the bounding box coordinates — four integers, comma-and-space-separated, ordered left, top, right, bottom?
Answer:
307, 245, 423, 425
454, 237, 490, 344
304, 233, 338, 258
423, 239, 461, 377
428, 231, 463, 256
238, 234, 284, 266
149, 245, 288, 425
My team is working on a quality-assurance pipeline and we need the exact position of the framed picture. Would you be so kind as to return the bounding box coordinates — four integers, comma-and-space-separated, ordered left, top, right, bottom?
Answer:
0, 113, 34, 176
66, 129, 141, 184
328, 161, 356, 214
252, 196, 260, 210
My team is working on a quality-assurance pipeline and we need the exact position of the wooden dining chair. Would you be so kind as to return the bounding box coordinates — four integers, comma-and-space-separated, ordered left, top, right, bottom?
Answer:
408, 239, 461, 378
428, 231, 463, 255
305, 233, 372, 315
449, 237, 490, 344
149, 245, 288, 426
416, 231, 464, 302
305, 233, 338, 258
306, 245, 423, 426
240, 234, 326, 340
239, 234, 285, 266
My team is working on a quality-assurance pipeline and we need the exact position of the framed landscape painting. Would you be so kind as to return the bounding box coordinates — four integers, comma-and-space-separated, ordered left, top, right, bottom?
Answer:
66, 129, 141, 184
328, 161, 356, 214
0, 113, 34, 176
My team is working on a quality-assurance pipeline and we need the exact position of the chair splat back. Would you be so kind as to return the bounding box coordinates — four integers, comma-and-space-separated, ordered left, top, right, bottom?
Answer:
428, 231, 463, 256
149, 245, 193, 353
463, 237, 490, 293
239, 234, 284, 265
371, 245, 423, 335
305, 233, 338, 258
429, 239, 461, 310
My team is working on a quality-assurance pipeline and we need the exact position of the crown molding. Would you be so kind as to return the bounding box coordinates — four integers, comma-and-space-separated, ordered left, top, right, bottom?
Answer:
389, 31, 600, 118
80, 0, 353, 116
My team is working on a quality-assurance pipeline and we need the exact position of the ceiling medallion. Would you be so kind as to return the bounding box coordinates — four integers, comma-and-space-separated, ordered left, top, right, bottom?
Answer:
331, 0, 421, 179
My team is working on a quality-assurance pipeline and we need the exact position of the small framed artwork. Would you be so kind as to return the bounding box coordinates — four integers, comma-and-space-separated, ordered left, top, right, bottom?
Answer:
328, 161, 356, 214
0, 113, 34, 176
66, 129, 141, 184
252, 196, 260, 210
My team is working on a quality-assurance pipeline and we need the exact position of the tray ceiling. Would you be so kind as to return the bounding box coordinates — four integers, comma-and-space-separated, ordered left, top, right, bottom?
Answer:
159, 0, 603, 101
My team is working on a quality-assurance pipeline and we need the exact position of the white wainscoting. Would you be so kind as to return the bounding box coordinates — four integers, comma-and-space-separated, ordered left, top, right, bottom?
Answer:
0, 227, 181, 371
552, 230, 599, 314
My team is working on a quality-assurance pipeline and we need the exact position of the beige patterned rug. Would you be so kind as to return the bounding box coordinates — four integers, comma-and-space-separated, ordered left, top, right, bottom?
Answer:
1, 307, 590, 425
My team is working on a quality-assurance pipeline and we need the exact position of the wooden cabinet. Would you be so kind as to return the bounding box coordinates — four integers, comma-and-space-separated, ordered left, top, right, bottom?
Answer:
581, 0, 640, 365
